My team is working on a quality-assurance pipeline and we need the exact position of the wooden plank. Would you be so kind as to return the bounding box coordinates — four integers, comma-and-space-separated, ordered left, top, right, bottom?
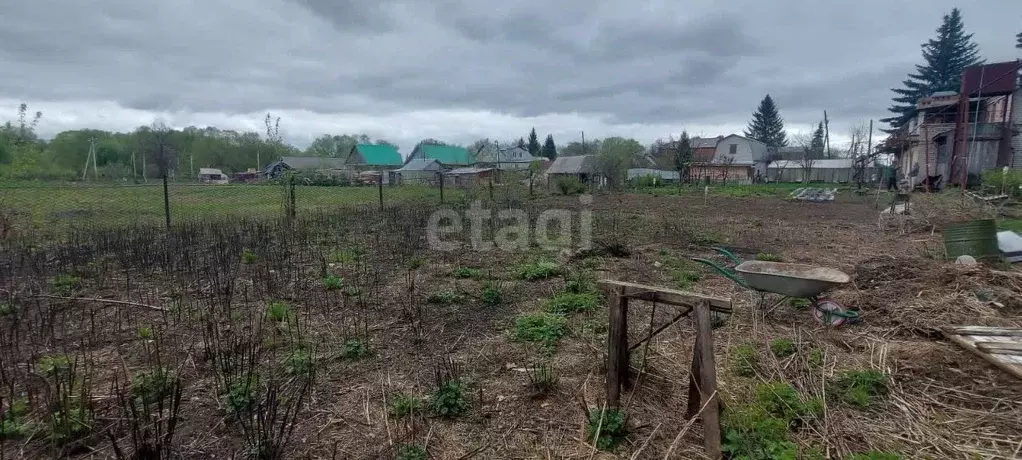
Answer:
943, 331, 1022, 381
686, 338, 702, 418
693, 301, 722, 458
949, 326, 1022, 337
606, 286, 626, 409
598, 279, 732, 312
617, 288, 631, 390
975, 341, 1022, 355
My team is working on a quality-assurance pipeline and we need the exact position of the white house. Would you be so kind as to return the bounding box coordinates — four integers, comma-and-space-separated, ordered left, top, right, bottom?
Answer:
712, 134, 772, 179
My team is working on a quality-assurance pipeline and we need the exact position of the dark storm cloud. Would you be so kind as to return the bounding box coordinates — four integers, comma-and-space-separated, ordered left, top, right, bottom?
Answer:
1, 0, 1020, 144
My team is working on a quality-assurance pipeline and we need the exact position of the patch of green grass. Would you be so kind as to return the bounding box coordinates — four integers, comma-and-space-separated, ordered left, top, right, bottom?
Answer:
733, 344, 758, 377
662, 256, 703, 290
0, 302, 17, 317
808, 348, 824, 367
322, 274, 343, 290
722, 404, 797, 460
514, 261, 561, 281
481, 282, 502, 307
755, 252, 783, 262
396, 443, 428, 460
38, 355, 71, 377
137, 326, 153, 340
226, 375, 259, 414
0, 397, 32, 439
769, 338, 796, 358
131, 368, 174, 405
389, 392, 422, 418
340, 339, 372, 361
846, 452, 902, 460
586, 408, 627, 451
755, 382, 823, 425
452, 267, 485, 279
241, 248, 258, 264
406, 257, 424, 270
51, 274, 81, 296
834, 370, 889, 409
282, 346, 314, 377
513, 312, 569, 354
329, 247, 363, 264
790, 298, 811, 309
266, 301, 293, 323
543, 292, 601, 315
48, 403, 92, 445
426, 290, 461, 306
428, 379, 469, 418
999, 218, 1022, 233
564, 271, 598, 294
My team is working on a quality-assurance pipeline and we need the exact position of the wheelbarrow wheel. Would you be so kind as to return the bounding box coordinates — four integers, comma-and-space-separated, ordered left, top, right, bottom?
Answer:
812, 298, 848, 327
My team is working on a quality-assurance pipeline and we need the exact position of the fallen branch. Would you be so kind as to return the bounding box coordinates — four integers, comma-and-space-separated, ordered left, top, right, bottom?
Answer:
34, 294, 166, 312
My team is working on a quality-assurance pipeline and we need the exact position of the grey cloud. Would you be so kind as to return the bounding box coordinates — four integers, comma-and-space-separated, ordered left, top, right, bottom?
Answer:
1, 0, 1021, 142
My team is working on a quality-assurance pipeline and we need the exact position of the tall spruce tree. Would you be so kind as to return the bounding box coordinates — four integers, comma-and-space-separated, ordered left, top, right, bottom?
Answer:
527, 128, 541, 156
882, 8, 983, 130
674, 131, 693, 182
516, 137, 526, 149
810, 122, 825, 158
541, 134, 557, 160
744, 95, 787, 147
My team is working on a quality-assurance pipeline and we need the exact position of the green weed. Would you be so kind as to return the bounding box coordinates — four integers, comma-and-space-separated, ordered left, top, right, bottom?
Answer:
389, 392, 422, 418
847, 452, 902, 460
755, 382, 823, 424
543, 292, 600, 315
722, 405, 797, 460
428, 379, 469, 418
241, 248, 258, 264
51, 274, 81, 296
329, 247, 363, 264
808, 348, 824, 367
834, 370, 889, 409
481, 282, 502, 307
755, 253, 783, 262
564, 271, 598, 294
452, 267, 484, 279
733, 344, 758, 377
770, 338, 796, 358
514, 312, 569, 354
226, 376, 259, 414
396, 443, 428, 460
137, 326, 153, 340
406, 257, 424, 270
426, 291, 461, 306
0, 302, 16, 317
0, 397, 31, 439
38, 355, 71, 377
282, 347, 314, 377
586, 408, 627, 450
48, 403, 92, 445
322, 274, 343, 290
340, 339, 371, 361
266, 301, 293, 323
790, 298, 811, 309
131, 369, 175, 405
515, 261, 561, 280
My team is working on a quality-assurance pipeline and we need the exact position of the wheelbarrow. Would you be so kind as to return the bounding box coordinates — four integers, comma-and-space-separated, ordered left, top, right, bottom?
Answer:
692, 247, 859, 327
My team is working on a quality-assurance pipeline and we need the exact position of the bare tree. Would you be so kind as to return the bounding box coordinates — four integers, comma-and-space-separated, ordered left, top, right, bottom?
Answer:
791, 132, 819, 184
764, 150, 785, 182
142, 120, 178, 228
718, 155, 735, 184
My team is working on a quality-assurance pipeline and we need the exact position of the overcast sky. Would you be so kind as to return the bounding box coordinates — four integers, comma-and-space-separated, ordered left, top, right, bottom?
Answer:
1, 0, 1020, 154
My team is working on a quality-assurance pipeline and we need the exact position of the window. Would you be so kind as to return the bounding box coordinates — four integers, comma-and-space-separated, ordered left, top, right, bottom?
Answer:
729, 144, 738, 154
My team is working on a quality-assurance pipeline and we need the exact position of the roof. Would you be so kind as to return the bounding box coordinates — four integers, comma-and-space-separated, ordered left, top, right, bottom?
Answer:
715, 134, 770, 164
198, 168, 224, 175
768, 159, 856, 169
490, 146, 539, 164
445, 167, 494, 175
397, 158, 441, 172
350, 144, 402, 166
627, 168, 680, 180
416, 144, 473, 166
546, 155, 597, 174
690, 137, 720, 149
279, 156, 347, 169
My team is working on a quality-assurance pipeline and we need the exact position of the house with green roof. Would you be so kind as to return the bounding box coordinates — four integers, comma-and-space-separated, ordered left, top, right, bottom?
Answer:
346, 144, 403, 170
405, 143, 474, 167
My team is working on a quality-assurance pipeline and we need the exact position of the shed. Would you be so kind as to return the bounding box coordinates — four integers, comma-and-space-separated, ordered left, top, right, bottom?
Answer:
407, 143, 474, 167
443, 167, 495, 187
546, 155, 601, 188
346, 144, 403, 169
198, 168, 229, 184
396, 158, 443, 185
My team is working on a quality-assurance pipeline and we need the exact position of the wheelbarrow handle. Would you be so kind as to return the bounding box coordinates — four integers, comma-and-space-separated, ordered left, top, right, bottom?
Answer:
691, 258, 751, 289
711, 246, 743, 266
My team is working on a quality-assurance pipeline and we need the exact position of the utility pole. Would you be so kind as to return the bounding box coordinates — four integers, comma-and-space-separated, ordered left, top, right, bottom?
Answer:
823, 111, 830, 158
